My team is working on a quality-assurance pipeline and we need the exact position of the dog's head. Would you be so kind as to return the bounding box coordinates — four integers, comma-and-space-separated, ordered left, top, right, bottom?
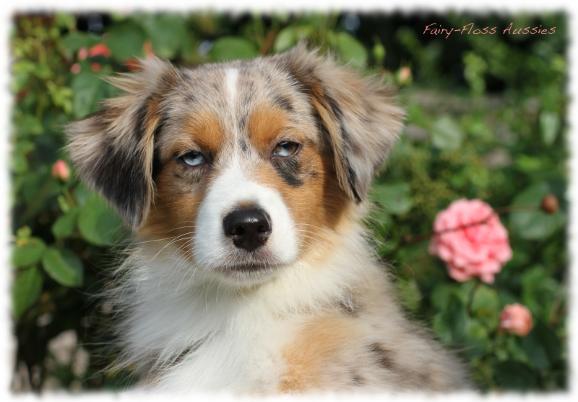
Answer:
67, 46, 403, 286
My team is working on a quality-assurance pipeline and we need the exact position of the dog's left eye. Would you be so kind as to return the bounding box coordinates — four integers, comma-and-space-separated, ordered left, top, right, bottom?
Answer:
272, 141, 301, 158
178, 151, 206, 167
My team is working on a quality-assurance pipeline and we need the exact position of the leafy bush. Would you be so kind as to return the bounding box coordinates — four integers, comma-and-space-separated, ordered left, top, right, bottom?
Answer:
11, 12, 567, 392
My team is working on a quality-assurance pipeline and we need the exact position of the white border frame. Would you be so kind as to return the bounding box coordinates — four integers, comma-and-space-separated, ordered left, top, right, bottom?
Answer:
1, 1, 576, 401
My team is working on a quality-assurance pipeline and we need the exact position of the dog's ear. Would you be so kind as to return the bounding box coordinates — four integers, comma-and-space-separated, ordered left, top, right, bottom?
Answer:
66, 58, 180, 228
277, 45, 404, 202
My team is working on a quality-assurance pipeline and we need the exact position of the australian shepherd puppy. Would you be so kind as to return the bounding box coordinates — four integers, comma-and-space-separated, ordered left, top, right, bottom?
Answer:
66, 45, 469, 394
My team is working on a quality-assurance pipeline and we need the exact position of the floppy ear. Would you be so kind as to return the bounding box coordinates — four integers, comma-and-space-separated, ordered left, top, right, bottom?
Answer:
66, 58, 180, 228
277, 45, 404, 202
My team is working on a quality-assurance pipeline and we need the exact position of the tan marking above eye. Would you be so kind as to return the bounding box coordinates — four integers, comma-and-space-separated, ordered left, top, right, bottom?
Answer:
247, 103, 294, 154
177, 111, 225, 156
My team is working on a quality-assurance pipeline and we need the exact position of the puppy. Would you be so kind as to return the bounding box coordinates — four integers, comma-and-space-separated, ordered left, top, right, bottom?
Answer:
66, 45, 469, 393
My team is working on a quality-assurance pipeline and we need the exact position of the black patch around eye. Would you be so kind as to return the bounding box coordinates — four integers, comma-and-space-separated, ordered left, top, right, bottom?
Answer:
272, 157, 303, 187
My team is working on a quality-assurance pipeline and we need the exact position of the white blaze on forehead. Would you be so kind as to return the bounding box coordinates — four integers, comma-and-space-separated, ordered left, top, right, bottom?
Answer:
224, 68, 240, 144
193, 157, 298, 270
224, 68, 239, 109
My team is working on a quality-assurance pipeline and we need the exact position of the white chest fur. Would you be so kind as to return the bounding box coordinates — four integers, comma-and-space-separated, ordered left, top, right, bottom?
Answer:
115, 227, 372, 393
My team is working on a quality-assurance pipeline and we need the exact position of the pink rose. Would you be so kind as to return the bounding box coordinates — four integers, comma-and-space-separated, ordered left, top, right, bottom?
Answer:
90, 63, 102, 73
398, 66, 412, 84
499, 304, 533, 336
429, 199, 512, 283
51, 160, 70, 182
88, 43, 111, 58
70, 63, 81, 74
77, 47, 88, 61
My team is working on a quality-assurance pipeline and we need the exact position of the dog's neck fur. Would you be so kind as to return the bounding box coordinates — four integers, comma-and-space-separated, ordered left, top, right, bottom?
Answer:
112, 216, 389, 392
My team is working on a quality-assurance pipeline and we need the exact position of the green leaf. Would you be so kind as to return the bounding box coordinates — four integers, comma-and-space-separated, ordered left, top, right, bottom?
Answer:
78, 195, 123, 246
533, 321, 562, 364
209, 37, 258, 62
16, 114, 43, 136
105, 21, 146, 61
371, 182, 413, 215
55, 13, 76, 30
52, 209, 79, 239
42, 248, 84, 287
431, 284, 456, 311
273, 25, 313, 53
334, 32, 367, 69
273, 27, 299, 53
505, 336, 529, 363
12, 238, 47, 268
521, 330, 550, 370
432, 116, 463, 150
494, 361, 539, 390
540, 111, 560, 146
12, 267, 43, 318
140, 14, 187, 59
61, 32, 100, 57
471, 285, 500, 328
372, 40, 386, 65
71, 71, 108, 118
432, 313, 452, 345
432, 293, 467, 345
463, 319, 489, 357
521, 266, 558, 322
509, 182, 565, 240
16, 227, 32, 240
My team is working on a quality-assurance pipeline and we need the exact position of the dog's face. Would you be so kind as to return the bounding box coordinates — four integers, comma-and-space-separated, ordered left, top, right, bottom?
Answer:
67, 46, 403, 286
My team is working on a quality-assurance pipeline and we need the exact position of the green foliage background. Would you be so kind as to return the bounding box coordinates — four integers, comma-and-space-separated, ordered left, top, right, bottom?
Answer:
11, 12, 567, 392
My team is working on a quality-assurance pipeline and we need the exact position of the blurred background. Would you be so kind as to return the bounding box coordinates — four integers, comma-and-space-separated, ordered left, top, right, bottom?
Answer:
10, 12, 567, 392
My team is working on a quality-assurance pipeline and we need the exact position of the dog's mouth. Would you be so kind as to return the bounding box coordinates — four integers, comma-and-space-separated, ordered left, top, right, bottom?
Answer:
213, 262, 282, 284
216, 263, 278, 274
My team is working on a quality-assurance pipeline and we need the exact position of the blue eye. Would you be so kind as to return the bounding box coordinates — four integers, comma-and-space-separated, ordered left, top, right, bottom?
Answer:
272, 141, 301, 158
179, 151, 206, 167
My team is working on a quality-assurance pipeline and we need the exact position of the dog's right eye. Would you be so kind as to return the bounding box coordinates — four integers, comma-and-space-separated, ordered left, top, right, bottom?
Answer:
178, 151, 206, 167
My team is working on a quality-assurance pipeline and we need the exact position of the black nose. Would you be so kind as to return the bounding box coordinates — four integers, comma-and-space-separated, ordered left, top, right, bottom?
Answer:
223, 208, 272, 252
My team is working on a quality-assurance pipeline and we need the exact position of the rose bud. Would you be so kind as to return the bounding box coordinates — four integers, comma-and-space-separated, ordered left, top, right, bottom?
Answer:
90, 63, 102, 73
499, 304, 533, 336
70, 63, 81, 74
398, 66, 412, 85
541, 194, 559, 214
78, 47, 88, 61
51, 160, 70, 182
88, 43, 111, 58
